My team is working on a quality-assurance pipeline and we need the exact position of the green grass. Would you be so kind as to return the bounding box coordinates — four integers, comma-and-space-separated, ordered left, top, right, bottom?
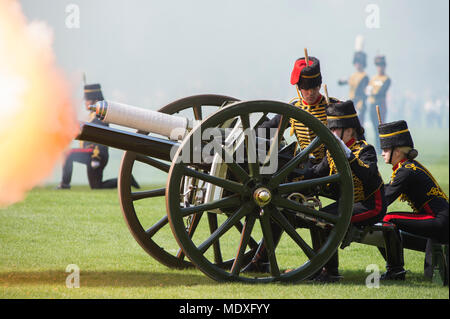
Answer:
1, 125, 449, 299
1, 166, 449, 299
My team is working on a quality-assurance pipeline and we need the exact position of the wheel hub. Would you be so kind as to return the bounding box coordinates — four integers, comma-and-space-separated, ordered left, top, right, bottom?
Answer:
253, 187, 272, 207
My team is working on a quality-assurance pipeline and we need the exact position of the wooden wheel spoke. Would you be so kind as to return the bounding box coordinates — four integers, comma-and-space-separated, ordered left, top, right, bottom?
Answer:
179, 164, 246, 194
193, 105, 202, 121
177, 212, 203, 260
198, 202, 253, 254
269, 136, 321, 187
259, 210, 280, 277
208, 138, 251, 184
207, 212, 223, 264
262, 115, 289, 166
271, 195, 339, 224
230, 214, 257, 276
231, 219, 259, 250
135, 154, 170, 173
267, 206, 316, 259
180, 194, 242, 217
145, 215, 169, 238
131, 188, 165, 201
277, 174, 340, 195
240, 114, 259, 179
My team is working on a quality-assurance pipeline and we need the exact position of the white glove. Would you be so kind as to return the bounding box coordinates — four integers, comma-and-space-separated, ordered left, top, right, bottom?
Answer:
333, 133, 352, 159
91, 159, 100, 169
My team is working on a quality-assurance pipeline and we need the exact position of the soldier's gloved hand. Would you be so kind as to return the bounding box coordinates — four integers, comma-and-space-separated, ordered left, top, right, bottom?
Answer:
91, 159, 101, 169
333, 134, 352, 159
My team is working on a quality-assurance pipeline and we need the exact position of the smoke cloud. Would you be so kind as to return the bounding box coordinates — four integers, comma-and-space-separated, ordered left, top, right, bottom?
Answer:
0, 0, 79, 207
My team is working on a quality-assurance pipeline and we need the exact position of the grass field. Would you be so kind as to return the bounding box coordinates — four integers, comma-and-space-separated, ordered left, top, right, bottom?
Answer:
1, 126, 448, 299
1, 166, 448, 299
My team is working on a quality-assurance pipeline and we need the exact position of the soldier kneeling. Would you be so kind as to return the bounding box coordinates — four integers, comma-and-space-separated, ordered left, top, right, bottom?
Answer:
304, 100, 387, 282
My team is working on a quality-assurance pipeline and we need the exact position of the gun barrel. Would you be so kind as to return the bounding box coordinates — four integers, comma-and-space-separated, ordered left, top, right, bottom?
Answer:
76, 121, 178, 161
89, 100, 195, 140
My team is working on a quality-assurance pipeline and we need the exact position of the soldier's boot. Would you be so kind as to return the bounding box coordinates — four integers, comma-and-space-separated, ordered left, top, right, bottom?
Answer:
242, 223, 283, 273
307, 227, 342, 283
381, 229, 407, 280
313, 252, 343, 283
56, 183, 70, 190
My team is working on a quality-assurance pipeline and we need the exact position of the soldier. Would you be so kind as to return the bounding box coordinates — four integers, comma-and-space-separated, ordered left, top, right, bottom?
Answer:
378, 120, 449, 280
243, 54, 339, 273
304, 100, 387, 282
260, 54, 339, 163
367, 55, 391, 151
58, 83, 139, 190
338, 51, 369, 122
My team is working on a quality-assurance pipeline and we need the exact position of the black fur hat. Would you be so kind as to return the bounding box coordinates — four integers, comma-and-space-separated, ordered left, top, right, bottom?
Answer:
326, 100, 363, 134
290, 56, 322, 89
378, 120, 414, 149
84, 83, 104, 101
353, 51, 367, 68
374, 55, 386, 67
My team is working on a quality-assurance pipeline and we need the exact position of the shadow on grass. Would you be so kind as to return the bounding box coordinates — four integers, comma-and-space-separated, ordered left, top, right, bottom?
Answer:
0, 270, 214, 288
0, 269, 442, 288
295, 269, 439, 288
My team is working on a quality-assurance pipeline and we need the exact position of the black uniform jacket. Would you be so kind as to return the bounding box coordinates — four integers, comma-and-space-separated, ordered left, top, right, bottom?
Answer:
384, 159, 449, 213
306, 138, 384, 203
259, 95, 339, 163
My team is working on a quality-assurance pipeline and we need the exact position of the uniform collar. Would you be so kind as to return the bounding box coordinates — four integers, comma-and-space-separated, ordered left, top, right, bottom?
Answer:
392, 158, 407, 171
346, 138, 356, 148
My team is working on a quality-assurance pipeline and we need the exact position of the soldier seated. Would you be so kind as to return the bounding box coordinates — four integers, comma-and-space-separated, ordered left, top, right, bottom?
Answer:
378, 120, 449, 280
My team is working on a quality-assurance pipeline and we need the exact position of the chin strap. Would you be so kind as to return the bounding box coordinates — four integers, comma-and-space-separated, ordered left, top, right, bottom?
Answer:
389, 147, 394, 164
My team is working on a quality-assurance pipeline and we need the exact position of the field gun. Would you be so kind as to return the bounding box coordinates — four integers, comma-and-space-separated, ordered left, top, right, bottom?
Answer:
75, 94, 355, 283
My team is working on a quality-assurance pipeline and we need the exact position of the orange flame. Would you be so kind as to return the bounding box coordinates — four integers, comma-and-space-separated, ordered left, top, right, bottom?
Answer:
0, 0, 80, 207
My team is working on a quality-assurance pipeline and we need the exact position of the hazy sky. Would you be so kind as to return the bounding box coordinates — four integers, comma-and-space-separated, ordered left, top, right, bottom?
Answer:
20, 0, 449, 109
17, 0, 449, 184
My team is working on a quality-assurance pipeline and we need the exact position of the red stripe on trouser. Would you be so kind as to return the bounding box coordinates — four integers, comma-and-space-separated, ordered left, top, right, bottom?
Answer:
383, 202, 436, 222
351, 189, 383, 223
69, 148, 93, 153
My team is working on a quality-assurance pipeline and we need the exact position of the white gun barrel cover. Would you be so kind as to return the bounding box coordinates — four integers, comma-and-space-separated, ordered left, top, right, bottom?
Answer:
99, 100, 191, 139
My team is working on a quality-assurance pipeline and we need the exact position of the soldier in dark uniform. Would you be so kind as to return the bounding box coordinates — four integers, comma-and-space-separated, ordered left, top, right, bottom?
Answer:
367, 55, 391, 151
260, 55, 339, 163
303, 100, 387, 282
338, 51, 369, 122
58, 83, 139, 190
379, 120, 449, 279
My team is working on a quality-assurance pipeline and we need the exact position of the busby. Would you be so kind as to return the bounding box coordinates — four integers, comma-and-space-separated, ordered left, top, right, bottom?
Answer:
378, 120, 414, 149
290, 56, 322, 89
327, 100, 365, 138
353, 51, 367, 68
374, 55, 386, 67
84, 83, 104, 101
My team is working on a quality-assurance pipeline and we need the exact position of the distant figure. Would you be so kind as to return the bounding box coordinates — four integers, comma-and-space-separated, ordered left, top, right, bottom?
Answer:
58, 83, 139, 190
366, 55, 391, 151
338, 51, 369, 123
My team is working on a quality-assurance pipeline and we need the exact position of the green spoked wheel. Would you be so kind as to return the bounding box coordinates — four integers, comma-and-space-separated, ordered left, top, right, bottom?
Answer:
118, 94, 258, 269
166, 100, 354, 282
